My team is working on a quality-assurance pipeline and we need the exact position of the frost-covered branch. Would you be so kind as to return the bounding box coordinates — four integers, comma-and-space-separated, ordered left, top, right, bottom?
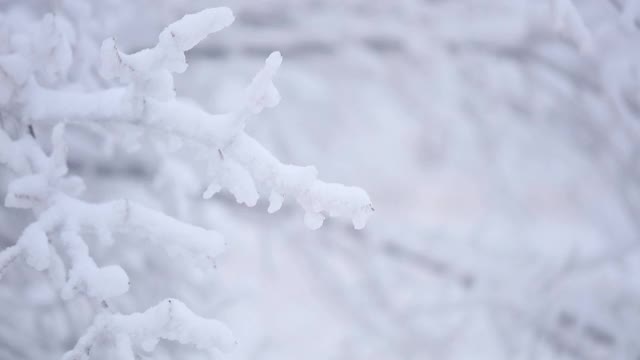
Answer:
63, 298, 235, 360
21, 10, 373, 230
8, 194, 226, 298
0, 126, 225, 299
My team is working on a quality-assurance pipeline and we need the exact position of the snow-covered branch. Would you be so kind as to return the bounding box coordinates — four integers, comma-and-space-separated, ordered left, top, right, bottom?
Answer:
0, 125, 225, 299
0, 4, 375, 359
21, 10, 373, 230
63, 298, 235, 360
100, 8, 234, 100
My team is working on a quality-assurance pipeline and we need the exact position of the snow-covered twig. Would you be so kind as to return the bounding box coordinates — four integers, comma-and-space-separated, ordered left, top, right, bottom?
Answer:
0, 126, 226, 298
63, 298, 235, 360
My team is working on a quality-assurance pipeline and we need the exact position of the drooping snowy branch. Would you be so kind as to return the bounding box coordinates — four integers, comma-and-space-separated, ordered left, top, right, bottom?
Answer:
225, 134, 373, 229
63, 298, 235, 360
20, 9, 374, 230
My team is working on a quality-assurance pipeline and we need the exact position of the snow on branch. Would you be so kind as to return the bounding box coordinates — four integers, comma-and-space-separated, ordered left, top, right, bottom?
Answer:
0, 126, 226, 299
100, 7, 234, 100
102, 7, 234, 79
62, 298, 235, 360
227, 134, 373, 229
8, 194, 226, 299
243, 51, 282, 114
21, 8, 374, 230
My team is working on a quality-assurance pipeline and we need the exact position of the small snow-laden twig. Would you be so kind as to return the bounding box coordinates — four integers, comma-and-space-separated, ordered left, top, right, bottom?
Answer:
4, 193, 226, 299
100, 7, 234, 100
0, 125, 226, 295
101, 7, 234, 79
227, 134, 374, 229
62, 298, 235, 360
